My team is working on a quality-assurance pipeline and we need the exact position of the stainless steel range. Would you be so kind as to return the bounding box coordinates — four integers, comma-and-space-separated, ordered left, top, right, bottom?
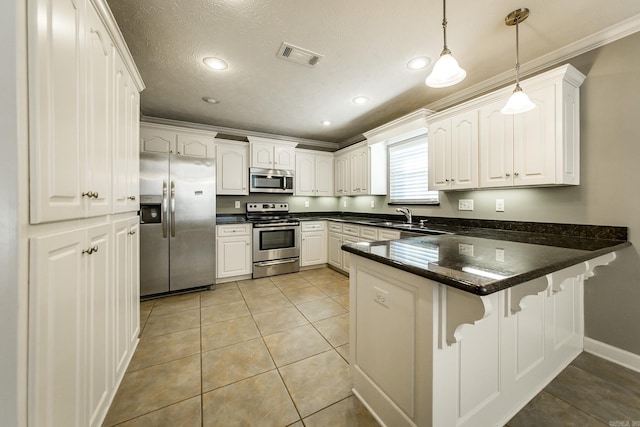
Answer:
246, 202, 300, 278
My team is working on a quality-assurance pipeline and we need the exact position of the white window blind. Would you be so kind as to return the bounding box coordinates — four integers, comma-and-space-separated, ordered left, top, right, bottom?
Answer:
388, 135, 439, 204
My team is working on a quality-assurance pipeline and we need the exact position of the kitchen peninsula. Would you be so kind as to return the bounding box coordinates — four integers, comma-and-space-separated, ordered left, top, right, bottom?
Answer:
342, 226, 629, 427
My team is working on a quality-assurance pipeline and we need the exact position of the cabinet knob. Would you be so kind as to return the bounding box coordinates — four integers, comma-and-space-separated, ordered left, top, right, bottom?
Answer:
82, 246, 99, 255
128, 196, 137, 201
128, 230, 136, 235
451, 178, 455, 182
82, 191, 98, 198
445, 179, 450, 183
505, 173, 511, 177
514, 172, 520, 177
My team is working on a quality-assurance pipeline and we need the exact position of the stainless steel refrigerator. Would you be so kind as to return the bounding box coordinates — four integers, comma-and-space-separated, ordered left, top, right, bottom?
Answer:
139, 152, 216, 297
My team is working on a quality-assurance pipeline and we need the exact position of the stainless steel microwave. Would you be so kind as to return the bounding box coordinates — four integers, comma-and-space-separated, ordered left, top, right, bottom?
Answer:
249, 167, 294, 193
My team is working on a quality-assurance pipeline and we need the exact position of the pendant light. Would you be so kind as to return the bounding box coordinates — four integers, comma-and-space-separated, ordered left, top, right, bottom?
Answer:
501, 8, 535, 115
425, 0, 466, 88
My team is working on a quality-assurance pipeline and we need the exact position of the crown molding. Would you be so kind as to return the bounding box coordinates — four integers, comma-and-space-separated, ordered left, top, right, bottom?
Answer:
425, 13, 640, 112
141, 116, 339, 151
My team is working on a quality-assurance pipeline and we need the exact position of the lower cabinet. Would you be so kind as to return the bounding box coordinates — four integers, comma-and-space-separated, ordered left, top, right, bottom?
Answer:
300, 221, 327, 267
29, 214, 139, 427
216, 224, 252, 279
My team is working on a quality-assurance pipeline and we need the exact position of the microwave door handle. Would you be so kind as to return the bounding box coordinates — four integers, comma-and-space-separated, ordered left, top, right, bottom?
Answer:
162, 180, 168, 238
170, 180, 176, 238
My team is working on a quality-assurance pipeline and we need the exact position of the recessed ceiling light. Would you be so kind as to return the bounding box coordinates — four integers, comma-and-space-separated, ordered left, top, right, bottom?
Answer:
202, 97, 219, 104
352, 96, 369, 105
203, 57, 228, 70
321, 120, 331, 126
407, 56, 431, 70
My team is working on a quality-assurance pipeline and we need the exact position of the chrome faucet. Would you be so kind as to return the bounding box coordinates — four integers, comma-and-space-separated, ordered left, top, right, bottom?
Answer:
396, 207, 412, 224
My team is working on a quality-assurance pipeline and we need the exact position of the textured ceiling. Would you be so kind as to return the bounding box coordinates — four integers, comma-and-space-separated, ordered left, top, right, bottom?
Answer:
107, 0, 640, 144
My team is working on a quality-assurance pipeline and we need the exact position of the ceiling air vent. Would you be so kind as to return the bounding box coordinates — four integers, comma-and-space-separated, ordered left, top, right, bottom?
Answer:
277, 42, 323, 67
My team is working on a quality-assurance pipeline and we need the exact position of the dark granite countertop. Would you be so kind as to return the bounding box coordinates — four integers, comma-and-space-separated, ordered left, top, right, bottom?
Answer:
342, 233, 630, 296
216, 214, 250, 225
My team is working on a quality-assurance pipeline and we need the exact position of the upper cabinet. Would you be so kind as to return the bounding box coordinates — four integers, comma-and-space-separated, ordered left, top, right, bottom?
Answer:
248, 136, 297, 169
216, 140, 249, 195
333, 141, 387, 196
28, 0, 144, 223
429, 111, 479, 191
295, 149, 334, 196
139, 124, 216, 159
427, 64, 585, 191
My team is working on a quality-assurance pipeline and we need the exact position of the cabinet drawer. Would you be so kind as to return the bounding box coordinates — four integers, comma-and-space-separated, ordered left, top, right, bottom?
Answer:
342, 224, 359, 237
359, 226, 378, 240
301, 221, 326, 232
378, 229, 401, 240
216, 223, 252, 237
328, 221, 343, 233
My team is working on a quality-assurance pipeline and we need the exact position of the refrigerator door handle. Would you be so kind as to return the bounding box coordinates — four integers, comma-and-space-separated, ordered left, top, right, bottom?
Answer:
170, 180, 176, 238
162, 180, 168, 238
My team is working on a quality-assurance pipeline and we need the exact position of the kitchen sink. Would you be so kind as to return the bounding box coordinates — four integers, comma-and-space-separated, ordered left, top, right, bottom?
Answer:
369, 220, 451, 235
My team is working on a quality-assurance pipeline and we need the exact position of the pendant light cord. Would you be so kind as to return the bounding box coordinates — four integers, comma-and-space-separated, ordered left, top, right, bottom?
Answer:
441, 0, 450, 54
514, 14, 521, 89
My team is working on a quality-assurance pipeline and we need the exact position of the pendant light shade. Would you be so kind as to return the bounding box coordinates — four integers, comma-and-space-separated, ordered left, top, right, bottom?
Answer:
425, 0, 466, 88
501, 8, 535, 115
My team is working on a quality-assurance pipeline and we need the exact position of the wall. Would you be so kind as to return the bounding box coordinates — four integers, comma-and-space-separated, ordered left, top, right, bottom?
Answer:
343, 32, 640, 356
1, 0, 25, 425
217, 194, 338, 214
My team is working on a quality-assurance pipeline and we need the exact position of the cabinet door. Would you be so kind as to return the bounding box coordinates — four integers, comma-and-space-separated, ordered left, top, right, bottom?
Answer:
451, 110, 479, 189
350, 148, 369, 194
428, 119, 451, 190
112, 218, 131, 381
295, 152, 315, 196
334, 154, 350, 195
128, 218, 140, 349
29, 228, 86, 426
126, 88, 140, 211
217, 236, 252, 278
327, 232, 343, 269
342, 236, 359, 272
275, 144, 295, 169
513, 85, 556, 186
177, 133, 215, 158
85, 223, 112, 427
315, 154, 334, 196
301, 231, 328, 266
479, 100, 514, 188
140, 128, 176, 154
217, 143, 249, 195
112, 53, 131, 213
251, 141, 274, 168
85, 6, 113, 217
29, 0, 85, 223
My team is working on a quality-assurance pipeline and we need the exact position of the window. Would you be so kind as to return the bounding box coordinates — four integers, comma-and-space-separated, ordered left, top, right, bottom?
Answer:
388, 135, 439, 204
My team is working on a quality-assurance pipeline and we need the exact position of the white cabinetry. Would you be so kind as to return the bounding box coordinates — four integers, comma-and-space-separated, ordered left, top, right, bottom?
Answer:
29, 0, 140, 222
295, 150, 334, 196
428, 110, 478, 191
216, 224, 252, 279
333, 141, 387, 196
139, 124, 216, 158
29, 217, 138, 427
480, 84, 561, 187
248, 136, 297, 169
216, 140, 249, 195
112, 216, 140, 384
300, 221, 327, 267
426, 64, 584, 191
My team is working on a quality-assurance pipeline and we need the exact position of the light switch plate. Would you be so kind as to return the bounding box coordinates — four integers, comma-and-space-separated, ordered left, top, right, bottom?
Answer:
370, 200, 375, 208
234, 201, 240, 209
304, 201, 310, 208
496, 199, 505, 212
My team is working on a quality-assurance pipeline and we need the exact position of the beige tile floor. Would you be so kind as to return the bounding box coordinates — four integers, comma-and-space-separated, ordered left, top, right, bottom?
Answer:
105, 267, 640, 426
104, 268, 379, 426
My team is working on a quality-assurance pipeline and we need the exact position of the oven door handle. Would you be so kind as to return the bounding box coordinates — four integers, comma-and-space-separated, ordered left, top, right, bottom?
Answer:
253, 222, 299, 228
254, 258, 299, 267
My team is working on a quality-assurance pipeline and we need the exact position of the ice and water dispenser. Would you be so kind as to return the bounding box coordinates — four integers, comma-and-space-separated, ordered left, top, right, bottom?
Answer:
140, 195, 162, 224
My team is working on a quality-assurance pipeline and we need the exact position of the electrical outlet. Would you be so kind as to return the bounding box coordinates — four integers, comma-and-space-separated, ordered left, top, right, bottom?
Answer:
343, 200, 347, 208
234, 201, 240, 209
370, 200, 375, 208
458, 199, 474, 211
458, 243, 474, 256
373, 286, 389, 307
496, 248, 505, 262
304, 200, 310, 208
496, 199, 505, 212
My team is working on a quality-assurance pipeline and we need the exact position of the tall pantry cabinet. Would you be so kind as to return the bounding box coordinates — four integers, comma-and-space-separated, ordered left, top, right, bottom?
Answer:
26, 0, 144, 426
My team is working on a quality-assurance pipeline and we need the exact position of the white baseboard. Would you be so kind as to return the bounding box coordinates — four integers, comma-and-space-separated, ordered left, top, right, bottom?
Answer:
584, 337, 640, 373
